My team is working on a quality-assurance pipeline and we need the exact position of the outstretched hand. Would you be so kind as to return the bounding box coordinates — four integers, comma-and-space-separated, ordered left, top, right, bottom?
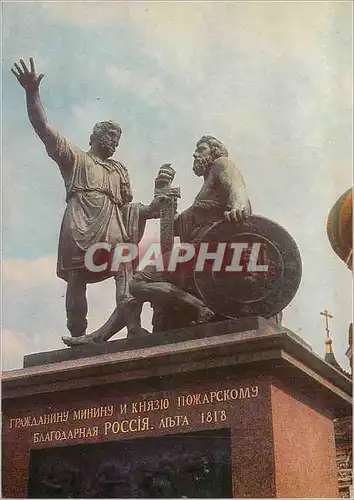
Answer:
149, 194, 178, 215
11, 57, 44, 93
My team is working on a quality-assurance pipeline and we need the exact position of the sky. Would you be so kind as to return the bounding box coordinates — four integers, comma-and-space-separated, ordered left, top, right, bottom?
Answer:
2, 1, 352, 371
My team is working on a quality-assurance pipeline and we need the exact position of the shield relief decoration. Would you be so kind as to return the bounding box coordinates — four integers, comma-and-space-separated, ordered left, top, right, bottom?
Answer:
193, 215, 302, 319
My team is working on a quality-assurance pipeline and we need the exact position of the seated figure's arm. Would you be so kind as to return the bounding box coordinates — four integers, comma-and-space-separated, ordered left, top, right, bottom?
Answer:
213, 157, 252, 222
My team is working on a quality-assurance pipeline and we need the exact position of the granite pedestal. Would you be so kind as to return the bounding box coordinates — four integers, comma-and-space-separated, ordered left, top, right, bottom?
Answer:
2, 317, 352, 498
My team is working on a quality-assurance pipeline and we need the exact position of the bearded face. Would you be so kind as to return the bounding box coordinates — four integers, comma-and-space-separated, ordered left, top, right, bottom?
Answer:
98, 136, 116, 158
92, 128, 121, 159
193, 155, 214, 176
193, 142, 214, 177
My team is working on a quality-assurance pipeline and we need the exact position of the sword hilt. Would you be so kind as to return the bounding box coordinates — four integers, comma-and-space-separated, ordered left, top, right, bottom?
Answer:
154, 186, 181, 199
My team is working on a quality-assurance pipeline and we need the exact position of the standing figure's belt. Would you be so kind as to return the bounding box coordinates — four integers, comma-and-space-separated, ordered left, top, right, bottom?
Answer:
66, 187, 122, 206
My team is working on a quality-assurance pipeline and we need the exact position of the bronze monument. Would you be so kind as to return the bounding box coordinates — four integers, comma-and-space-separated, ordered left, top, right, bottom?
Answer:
12, 58, 300, 349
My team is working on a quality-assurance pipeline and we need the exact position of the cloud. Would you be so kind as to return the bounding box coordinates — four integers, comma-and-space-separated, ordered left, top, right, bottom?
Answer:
3, 255, 57, 291
105, 64, 165, 104
105, 66, 132, 87
1, 329, 28, 371
42, 3, 351, 69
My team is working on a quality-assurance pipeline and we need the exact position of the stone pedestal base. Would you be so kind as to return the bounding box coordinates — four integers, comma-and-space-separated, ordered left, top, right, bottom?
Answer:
2, 318, 351, 497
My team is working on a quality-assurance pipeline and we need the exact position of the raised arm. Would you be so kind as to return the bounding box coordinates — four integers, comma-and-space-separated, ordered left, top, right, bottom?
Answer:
11, 58, 56, 146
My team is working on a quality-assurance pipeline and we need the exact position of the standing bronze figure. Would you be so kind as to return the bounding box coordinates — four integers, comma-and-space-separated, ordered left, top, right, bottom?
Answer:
11, 58, 171, 340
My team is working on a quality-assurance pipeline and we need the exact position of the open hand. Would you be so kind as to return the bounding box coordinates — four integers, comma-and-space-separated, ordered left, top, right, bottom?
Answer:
11, 57, 44, 93
223, 206, 249, 224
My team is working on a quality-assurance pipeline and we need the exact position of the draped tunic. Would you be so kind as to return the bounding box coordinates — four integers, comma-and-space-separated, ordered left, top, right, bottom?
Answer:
46, 133, 144, 283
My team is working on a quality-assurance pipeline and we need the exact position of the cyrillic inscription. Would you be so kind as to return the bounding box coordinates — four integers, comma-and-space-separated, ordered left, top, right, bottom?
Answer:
104, 417, 151, 436
7, 383, 260, 444
158, 415, 190, 429
131, 398, 170, 413
177, 385, 259, 407
72, 405, 114, 421
33, 426, 98, 443
10, 411, 69, 428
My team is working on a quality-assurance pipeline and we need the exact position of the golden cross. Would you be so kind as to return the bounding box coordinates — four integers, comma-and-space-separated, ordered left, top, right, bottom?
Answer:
320, 309, 333, 336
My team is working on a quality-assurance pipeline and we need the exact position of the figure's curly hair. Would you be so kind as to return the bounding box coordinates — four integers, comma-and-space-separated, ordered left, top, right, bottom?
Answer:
196, 135, 228, 159
89, 120, 122, 145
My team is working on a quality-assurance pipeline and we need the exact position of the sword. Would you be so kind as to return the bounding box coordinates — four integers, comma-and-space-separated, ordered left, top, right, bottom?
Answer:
154, 164, 181, 256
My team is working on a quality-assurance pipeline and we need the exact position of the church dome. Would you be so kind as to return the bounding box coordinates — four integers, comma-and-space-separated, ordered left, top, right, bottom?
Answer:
326, 188, 352, 269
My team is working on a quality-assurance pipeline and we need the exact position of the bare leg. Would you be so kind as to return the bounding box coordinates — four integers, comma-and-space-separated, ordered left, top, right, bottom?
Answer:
62, 305, 126, 346
130, 279, 215, 323
62, 266, 148, 347
66, 271, 88, 337
114, 265, 148, 338
62, 299, 149, 346
62, 270, 127, 346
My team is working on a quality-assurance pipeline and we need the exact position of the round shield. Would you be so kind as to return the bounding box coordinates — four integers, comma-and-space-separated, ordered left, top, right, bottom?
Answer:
193, 215, 302, 319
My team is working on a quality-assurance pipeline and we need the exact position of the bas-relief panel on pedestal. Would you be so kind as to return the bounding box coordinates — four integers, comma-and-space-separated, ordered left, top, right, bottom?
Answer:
28, 429, 232, 498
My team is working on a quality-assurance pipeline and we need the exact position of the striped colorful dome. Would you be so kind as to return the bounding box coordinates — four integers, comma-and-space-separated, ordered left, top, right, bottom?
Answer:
326, 188, 352, 269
